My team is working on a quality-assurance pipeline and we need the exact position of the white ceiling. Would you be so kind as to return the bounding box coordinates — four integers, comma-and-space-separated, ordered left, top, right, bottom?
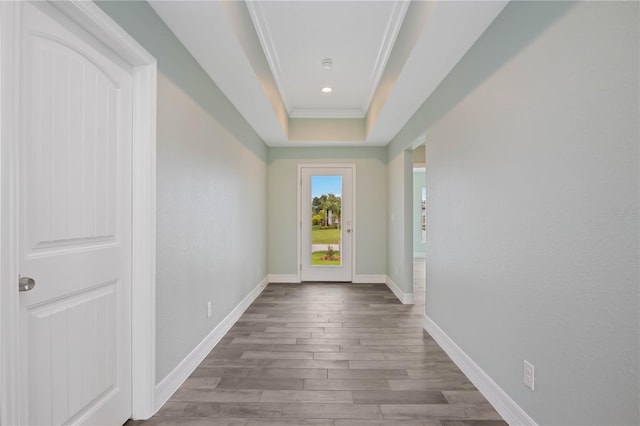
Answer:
149, 0, 509, 147
247, 1, 409, 119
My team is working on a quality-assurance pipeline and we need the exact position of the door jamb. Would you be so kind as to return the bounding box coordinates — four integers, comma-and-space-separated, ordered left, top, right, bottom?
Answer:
0, 1, 158, 422
297, 164, 356, 283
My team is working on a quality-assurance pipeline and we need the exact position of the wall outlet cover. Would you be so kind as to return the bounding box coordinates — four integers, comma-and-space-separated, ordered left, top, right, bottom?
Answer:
523, 359, 535, 390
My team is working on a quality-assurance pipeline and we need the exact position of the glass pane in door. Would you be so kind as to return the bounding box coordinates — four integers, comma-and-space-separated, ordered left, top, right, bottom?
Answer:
311, 175, 342, 266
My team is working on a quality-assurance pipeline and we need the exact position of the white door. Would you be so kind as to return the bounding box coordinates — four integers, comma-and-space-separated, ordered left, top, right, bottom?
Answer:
300, 166, 354, 282
17, 2, 133, 425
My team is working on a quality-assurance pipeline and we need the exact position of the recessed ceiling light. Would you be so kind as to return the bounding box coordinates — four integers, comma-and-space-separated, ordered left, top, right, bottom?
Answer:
321, 87, 333, 93
321, 58, 333, 69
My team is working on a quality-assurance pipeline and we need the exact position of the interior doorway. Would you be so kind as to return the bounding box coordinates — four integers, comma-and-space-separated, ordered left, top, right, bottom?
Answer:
412, 143, 426, 305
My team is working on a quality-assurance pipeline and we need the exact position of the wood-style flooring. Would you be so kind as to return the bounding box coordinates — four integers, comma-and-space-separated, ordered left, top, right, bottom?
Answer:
127, 261, 506, 425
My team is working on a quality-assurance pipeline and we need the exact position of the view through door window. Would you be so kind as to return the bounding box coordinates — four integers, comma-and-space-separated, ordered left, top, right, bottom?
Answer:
311, 175, 342, 266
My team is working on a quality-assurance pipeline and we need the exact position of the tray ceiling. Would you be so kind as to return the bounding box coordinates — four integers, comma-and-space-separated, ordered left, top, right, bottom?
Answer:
149, 1, 509, 146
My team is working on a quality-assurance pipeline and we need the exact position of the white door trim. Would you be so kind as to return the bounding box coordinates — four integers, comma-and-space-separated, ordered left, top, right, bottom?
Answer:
297, 164, 356, 283
0, 1, 157, 423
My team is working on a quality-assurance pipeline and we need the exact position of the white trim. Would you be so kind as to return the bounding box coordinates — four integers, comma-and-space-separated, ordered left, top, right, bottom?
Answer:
51, 1, 155, 67
248, 1, 409, 120
268, 274, 301, 284
154, 277, 269, 412
361, 0, 410, 114
245, 1, 292, 114
385, 276, 414, 304
353, 274, 386, 284
130, 58, 157, 420
298, 164, 356, 283
424, 315, 538, 426
0, 2, 23, 424
410, 134, 426, 150
296, 164, 302, 284
351, 167, 357, 283
0, 1, 158, 422
289, 109, 365, 119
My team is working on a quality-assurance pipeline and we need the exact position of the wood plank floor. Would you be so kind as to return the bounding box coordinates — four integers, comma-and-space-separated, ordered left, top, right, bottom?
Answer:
127, 260, 506, 425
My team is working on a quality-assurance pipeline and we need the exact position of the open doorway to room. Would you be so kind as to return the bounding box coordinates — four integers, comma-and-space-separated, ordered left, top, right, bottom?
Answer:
412, 144, 426, 306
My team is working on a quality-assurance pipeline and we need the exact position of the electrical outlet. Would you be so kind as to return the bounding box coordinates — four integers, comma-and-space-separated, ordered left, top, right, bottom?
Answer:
523, 360, 535, 390
207, 301, 212, 318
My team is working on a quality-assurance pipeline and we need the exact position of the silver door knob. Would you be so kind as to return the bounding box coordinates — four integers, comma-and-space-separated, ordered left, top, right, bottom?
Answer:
346, 229, 351, 233
19, 276, 36, 292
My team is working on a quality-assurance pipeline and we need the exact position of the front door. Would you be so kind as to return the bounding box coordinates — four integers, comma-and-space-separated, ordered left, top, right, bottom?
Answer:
300, 166, 354, 282
17, 2, 133, 424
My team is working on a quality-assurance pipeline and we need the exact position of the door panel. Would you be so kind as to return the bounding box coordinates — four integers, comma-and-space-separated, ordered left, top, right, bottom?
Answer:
26, 35, 119, 252
301, 166, 354, 282
18, 2, 133, 425
28, 282, 118, 425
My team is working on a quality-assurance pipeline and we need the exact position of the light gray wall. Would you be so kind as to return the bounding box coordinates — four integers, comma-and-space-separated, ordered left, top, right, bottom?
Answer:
413, 169, 426, 258
386, 150, 413, 293
96, 1, 268, 383
389, 1, 639, 424
268, 147, 387, 278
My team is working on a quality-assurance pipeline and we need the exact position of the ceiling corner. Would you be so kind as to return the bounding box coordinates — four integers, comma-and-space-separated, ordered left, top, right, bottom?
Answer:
361, 0, 410, 115
246, 1, 292, 115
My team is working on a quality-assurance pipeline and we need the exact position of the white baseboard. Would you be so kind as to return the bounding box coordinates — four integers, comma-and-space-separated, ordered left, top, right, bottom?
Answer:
353, 274, 386, 284
385, 276, 414, 304
423, 315, 537, 426
268, 274, 300, 283
154, 276, 269, 412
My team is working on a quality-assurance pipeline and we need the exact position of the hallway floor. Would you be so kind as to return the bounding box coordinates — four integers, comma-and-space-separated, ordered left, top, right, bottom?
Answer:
130, 261, 505, 425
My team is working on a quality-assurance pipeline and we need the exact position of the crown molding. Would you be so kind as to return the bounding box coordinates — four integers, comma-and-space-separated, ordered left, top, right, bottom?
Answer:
248, 0, 409, 121
290, 109, 365, 119
361, 0, 410, 115
246, 1, 293, 113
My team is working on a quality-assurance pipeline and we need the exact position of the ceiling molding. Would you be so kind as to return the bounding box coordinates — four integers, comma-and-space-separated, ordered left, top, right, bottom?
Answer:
365, 0, 510, 145
247, 0, 409, 121
246, 1, 293, 114
290, 109, 365, 119
148, 0, 289, 145
150, 0, 509, 147
361, 0, 410, 115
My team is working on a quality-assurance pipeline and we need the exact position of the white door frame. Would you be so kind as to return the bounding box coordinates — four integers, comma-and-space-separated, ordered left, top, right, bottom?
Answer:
0, 1, 157, 423
297, 164, 356, 283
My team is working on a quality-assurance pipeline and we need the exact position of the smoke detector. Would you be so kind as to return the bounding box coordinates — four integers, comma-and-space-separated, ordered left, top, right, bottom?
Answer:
321, 58, 333, 69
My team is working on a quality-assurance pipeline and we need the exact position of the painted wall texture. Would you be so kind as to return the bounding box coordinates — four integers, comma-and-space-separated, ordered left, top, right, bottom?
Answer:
267, 147, 387, 278
386, 150, 414, 294
96, 1, 268, 383
390, 1, 638, 424
97, 1, 639, 423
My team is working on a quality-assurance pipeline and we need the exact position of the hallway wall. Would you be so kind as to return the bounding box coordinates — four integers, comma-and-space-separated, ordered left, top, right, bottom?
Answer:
389, 1, 639, 425
267, 147, 387, 280
96, 1, 268, 384
386, 150, 414, 295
